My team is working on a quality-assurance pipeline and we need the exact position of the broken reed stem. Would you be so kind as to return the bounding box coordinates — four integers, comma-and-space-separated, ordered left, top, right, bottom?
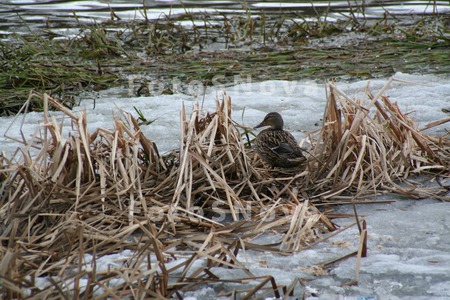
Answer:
1, 79, 450, 298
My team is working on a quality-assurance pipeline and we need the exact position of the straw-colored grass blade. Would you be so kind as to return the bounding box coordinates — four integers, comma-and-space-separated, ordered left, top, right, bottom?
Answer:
1, 79, 450, 298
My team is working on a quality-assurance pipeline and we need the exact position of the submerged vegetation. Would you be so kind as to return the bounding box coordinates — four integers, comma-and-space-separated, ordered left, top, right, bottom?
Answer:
0, 3, 449, 114
1, 2, 450, 298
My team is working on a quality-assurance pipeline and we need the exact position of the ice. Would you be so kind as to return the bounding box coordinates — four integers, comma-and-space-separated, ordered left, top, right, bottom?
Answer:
2, 73, 450, 298
2, 73, 449, 158
307, 199, 450, 299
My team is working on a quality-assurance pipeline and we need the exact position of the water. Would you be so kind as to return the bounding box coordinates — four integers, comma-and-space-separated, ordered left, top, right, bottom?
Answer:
1, 2, 449, 299
0, 0, 448, 38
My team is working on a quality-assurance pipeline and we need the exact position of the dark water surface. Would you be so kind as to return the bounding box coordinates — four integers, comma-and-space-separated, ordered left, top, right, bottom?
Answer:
0, 0, 448, 38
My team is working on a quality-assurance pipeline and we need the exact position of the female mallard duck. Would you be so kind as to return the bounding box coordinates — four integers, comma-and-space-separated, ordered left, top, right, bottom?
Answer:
254, 112, 305, 168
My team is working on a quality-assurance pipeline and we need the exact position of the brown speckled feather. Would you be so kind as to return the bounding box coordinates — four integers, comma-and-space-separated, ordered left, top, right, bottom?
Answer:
254, 112, 305, 168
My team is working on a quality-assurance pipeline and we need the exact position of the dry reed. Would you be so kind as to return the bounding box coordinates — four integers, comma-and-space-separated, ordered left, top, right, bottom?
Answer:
1, 79, 450, 299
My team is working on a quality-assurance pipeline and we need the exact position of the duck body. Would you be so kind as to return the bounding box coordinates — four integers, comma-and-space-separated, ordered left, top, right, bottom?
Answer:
254, 112, 305, 168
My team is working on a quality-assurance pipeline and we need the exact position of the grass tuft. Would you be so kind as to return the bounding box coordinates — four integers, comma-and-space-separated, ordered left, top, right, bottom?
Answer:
2, 78, 450, 298
1, 6, 449, 114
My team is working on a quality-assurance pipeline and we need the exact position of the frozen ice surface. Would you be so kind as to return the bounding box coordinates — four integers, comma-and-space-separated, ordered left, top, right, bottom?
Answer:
2, 73, 450, 298
2, 72, 449, 157
307, 199, 450, 299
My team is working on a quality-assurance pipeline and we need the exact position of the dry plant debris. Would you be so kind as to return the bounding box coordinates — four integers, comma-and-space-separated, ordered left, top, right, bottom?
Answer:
1, 79, 450, 299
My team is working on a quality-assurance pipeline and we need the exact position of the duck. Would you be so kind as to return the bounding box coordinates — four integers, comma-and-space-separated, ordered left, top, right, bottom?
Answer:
253, 112, 305, 168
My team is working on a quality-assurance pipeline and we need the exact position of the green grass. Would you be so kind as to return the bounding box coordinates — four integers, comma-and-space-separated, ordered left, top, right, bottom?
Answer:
0, 8, 449, 114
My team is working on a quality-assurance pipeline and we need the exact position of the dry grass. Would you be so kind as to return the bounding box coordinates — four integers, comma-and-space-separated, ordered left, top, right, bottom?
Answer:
1, 79, 450, 299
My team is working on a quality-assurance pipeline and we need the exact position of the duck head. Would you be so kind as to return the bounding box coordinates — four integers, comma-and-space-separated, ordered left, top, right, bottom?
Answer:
254, 112, 284, 130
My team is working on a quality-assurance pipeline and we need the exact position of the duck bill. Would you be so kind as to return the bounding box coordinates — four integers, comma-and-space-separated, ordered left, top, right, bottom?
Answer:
254, 121, 266, 129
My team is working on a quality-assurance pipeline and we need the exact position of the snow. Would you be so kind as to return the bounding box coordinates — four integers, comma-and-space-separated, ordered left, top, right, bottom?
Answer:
3, 73, 449, 157
2, 73, 450, 299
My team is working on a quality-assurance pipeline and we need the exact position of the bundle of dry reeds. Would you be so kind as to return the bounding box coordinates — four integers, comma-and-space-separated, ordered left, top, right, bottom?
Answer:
308, 79, 450, 201
1, 79, 449, 299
